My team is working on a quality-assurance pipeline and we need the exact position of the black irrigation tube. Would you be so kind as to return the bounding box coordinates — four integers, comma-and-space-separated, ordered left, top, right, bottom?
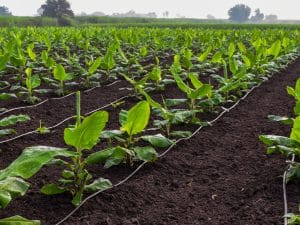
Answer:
54, 75, 268, 225
0, 95, 130, 144
0, 80, 122, 117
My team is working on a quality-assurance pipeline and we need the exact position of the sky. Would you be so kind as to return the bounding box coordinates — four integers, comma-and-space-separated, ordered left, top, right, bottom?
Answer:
0, 0, 299, 20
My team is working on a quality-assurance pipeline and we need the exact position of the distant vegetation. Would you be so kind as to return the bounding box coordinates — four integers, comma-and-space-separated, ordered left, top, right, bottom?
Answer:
0, 1, 297, 27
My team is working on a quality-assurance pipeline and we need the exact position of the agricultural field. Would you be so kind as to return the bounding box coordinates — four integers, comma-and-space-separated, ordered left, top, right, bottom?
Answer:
0, 25, 300, 224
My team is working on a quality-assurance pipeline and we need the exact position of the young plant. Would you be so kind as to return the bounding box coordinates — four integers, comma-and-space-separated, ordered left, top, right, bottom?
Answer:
259, 79, 300, 222
171, 56, 213, 123
41, 92, 112, 206
137, 86, 192, 138
86, 101, 173, 168
23, 68, 41, 104
85, 56, 102, 87
41, 50, 55, 68
53, 64, 73, 96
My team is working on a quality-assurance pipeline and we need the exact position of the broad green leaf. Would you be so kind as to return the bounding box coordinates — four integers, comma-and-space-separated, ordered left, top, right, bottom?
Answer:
268, 115, 294, 125
119, 110, 128, 127
169, 131, 192, 138
64, 111, 108, 150
259, 135, 300, 148
229, 57, 239, 75
121, 101, 150, 136
88, 57, 102, 75
211, 51, 223, 63
170, 54, 181, 75
137, 86, 163, 110
134, 146, 158, 162
0, 115, 30, 127
0, 146, 76, 180
266, 145, 300, 156
104, 147, 133, 168
228, 42, 235, 58
165, 99, 188, 107
171, 110, 195, 124
237, 42, 247, 54
0, 190, 11, 209
0, 129, 15, 137
188, 73, 203, 89
0, 93, 17, 101
198, 46, 212, 62
242, 55, 251, 67
267, 40, 281, 58
53, 64, 67, 82
141, 134, 173, 148
85, 178, 112, 192
41, 183, 66, 195
0, 215, 40, 225
30, 76, 41, 89
294, 102, 300, 116
101, 130, 123, 139
0, 53, 10, 71
27, 43, 36, 61
182, 48, 193, 70
149, 66, 161, 82
172, 72, 191, 94
0, 177, 29, 208
140, 46, 147, 57
287, 86, 295, 97
291, 117, 300, 142
85, 148, 115, 165
189, 84, 212, 99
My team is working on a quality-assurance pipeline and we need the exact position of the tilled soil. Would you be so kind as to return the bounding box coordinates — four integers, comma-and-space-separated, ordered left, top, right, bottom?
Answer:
1, 59, 300, 224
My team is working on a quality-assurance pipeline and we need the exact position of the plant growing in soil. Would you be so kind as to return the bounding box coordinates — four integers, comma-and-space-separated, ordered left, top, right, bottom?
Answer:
137, 86, 192, 138
40, 92, 112, 206
53, 64, 73, 96
86, 101, 173, 168
23, 68, 41, 104
171, 56, 213, 123
85, 56, 102, 87
259, 78, 300, 223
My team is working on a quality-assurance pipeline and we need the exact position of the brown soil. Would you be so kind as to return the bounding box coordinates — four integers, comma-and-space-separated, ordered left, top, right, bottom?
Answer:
0, 59, 300, 225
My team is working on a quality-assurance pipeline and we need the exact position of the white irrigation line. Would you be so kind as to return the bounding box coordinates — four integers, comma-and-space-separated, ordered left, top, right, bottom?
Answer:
0, 80, 121, 117
0, 95, 130, 144
54, 79, 267, 225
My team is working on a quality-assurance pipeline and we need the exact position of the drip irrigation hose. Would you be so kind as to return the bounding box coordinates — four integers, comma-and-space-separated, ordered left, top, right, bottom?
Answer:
0, 80, 121, 117
0, 95, 130, 144
54, 78, 267, 225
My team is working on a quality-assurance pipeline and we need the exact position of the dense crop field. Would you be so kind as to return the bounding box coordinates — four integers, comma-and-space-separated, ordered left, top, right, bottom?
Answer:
1, 25, 300, 224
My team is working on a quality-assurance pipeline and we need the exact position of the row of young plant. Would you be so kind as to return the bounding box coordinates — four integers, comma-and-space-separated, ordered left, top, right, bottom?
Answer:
0, 27, 298, 141
260, 78, 300, 224
0, 27, 299, 106
0, 39, 300, 224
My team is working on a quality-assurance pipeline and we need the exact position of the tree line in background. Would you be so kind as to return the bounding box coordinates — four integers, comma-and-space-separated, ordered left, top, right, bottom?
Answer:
228, 4, 278, 23
0, 1, 280, 24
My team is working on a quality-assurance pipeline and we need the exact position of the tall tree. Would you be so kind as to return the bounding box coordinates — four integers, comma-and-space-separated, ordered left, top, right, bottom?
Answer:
39, 0, 74, 17
228, 4, 251, 22
250, 9, 264, 22
0, 6, 12, 16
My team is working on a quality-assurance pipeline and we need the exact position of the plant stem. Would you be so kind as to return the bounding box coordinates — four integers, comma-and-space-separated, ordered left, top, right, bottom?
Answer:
76, 91, 81, 126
